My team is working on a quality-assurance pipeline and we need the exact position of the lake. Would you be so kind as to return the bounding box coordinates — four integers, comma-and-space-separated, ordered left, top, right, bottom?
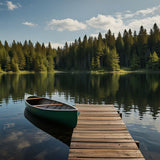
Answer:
0, 72, 160, 160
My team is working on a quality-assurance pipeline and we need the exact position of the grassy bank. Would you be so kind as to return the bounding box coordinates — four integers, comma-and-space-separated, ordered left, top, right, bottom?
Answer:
0, 70, 62, 74
0, 68, 159, 75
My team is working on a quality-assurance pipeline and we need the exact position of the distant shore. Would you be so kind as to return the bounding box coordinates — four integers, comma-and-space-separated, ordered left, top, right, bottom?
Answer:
1, 68, 160, 75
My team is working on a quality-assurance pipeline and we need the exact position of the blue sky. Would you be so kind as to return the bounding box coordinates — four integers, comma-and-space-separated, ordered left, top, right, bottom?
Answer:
1, 0, 160, 48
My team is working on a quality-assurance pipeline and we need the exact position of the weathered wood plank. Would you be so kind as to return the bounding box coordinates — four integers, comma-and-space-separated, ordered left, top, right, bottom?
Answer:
73, 130, 129, 134
76, 104, 114, 107
76, 124, 127, 128
72, 132, 131, 137
72, 134, 132, 139
70, 142, 139, 149
69, 149, 143, 158
71, 138, 135, 143
77, 105, 116, 108
79, 112, 120, 117
79, 111, 119, 113
74, 127, 128, 131
77, 120, 124, 125
78, 116, 121, 120
79, 114, 120, 117
78, 107, 116, 110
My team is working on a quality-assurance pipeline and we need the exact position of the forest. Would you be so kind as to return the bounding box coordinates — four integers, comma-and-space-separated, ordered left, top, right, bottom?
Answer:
0, 23, 160, 72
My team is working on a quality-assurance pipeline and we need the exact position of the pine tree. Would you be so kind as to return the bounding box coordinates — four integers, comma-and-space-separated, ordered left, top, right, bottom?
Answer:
105, 30, 115, 49
131, 52, 140, 70
11, 52, 19, 72
147, 51, 159, 70
46, 43, 55, 72
137, 26, 148, 68
123, 29, 133, 67
110, 49, 120, 71
105, 49, 120, 71
116, 32, 124, 66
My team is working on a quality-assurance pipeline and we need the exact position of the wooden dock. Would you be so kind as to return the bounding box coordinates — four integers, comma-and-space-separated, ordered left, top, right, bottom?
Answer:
68, 104, 145, 160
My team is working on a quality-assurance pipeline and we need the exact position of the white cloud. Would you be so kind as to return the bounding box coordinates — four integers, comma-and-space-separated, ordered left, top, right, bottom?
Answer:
22, 21, 37, 27
86, 14, 125, 34
3, 123, 15, 130
6, 1, 21, 11
45, 41, 74, 49
90, 33, 99, 38
45, 42, 64, 49
17, 141, 30, 149
124, 5, 160, 19
5, 131, 23, 142
127, 15, 160, 32
86, 5, 160, 36
47, 18, 86, 31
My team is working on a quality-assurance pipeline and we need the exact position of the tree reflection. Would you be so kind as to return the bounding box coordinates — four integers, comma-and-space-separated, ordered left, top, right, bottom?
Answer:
0, 73, 160, 119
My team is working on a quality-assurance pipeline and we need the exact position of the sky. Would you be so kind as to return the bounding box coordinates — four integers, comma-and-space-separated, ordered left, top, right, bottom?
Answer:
1, 0, 160, 48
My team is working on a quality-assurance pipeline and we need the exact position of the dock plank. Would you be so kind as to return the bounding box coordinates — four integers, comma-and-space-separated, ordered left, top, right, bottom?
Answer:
69, 149, 143, 158
68, 104, 144, 160
70, 142, 139, 149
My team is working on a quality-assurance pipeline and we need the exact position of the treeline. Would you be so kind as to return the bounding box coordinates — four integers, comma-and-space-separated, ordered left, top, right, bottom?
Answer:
57, 23, 160, 71
0, 41, 56, 72
0, 23, 160, 72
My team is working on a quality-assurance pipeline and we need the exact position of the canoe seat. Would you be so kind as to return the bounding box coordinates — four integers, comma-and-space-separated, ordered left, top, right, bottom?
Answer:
27, 97, 43, 100
34, 104, 63, 107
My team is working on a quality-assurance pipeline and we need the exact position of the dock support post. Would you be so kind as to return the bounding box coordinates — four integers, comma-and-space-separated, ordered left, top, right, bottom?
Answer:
135, 140, 140, 148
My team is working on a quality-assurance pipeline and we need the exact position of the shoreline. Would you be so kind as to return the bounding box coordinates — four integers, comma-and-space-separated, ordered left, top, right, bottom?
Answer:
1, 69, 160, 75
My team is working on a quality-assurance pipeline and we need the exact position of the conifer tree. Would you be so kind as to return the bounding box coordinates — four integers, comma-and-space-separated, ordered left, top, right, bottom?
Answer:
131, 52, 140, 70
116, 32, 124, 66
105, 30, 115, 49
147, 51, 159, 70
46, 43, 55, 72
137, 26, 148, 68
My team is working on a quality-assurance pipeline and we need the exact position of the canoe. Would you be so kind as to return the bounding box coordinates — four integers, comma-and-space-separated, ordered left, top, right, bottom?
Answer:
25, 95, 78, 128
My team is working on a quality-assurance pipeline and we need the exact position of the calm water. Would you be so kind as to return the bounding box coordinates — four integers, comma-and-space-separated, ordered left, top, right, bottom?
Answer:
0, 73, 160, 160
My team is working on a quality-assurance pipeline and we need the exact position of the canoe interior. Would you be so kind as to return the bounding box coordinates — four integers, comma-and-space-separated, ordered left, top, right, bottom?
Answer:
26, 97, 76, 110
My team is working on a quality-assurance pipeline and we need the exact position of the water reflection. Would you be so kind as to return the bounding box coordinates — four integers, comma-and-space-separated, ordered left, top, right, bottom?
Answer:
24, 108, 73, 146
0, 73, 160, 119
0, 107, 70, 160
122, 108, 160, 160
0, 73, 160, 159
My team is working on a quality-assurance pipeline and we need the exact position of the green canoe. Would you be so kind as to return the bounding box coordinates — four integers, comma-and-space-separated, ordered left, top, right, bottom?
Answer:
25, 95, 78, 128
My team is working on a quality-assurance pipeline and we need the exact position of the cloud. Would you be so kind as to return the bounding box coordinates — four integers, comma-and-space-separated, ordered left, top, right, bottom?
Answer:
90, 33, 99, 38
3, 123, 15, 130
124, 5, 160, 19
86, 5, 160, 36
6, 1, 21, 11
5, 131, 23, 142
127, 15, 160, 32
86, 14, 125, 34
17, 140, 30, 149
47, 18, 86, 31
22, 21, 37, 27
45, 42, 64, 49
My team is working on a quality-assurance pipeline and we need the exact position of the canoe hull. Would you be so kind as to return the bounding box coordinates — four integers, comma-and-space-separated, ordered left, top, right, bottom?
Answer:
25, 96, 78, 128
